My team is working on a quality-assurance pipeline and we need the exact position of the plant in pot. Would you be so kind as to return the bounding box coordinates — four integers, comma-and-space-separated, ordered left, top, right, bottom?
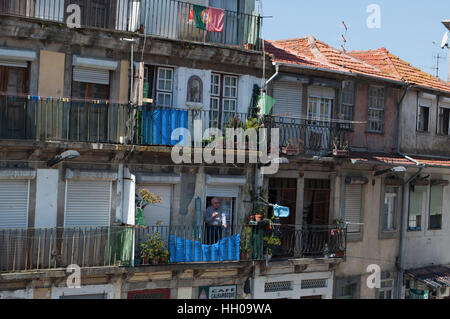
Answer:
330, 218, 346, 258
263, 232, 281, 259
140, 221, 169, 265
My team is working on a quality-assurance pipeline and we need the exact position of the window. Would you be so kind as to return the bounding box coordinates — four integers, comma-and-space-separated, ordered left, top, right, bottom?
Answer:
343, 183, 363, 234
429, 185, 443, 230
307, 96, 333, 127
417, 105, 430, 132
377, 278, 394, 299
408, 185, 427, 231
0, 65, 30, 139
340, 81, 355, 129
156, 67, 173, 107
438, 104, 450, 135
382, 187, 399, 231
339, 284, 356, 299
209, 73, 238, 129
368, 86, 385, 133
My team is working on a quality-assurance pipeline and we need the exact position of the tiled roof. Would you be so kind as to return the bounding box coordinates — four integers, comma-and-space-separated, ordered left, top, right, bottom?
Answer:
406, 266, 450, 288
264, 40, 343, 71
269, 36, 401, 82
347, 48, 450, 94
265, 36, 450, 93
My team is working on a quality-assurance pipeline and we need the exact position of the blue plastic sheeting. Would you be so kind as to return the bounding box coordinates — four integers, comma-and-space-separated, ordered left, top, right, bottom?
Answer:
170, 235, 240, 263
273, 204, 290, 218
142, 108, 189, 146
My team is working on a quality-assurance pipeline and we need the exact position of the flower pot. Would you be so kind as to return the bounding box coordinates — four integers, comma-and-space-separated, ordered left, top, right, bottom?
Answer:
160, 256, 168, 264
255, 215, 263, 222
333, 149, 349, 158
141, 256, 149, 265
248, 215, 256, 222
151, 257, 160, 265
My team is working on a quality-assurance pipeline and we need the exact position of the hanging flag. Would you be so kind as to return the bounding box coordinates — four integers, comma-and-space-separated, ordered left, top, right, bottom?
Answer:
192, 5, 225, 32
257, 94, 276, 116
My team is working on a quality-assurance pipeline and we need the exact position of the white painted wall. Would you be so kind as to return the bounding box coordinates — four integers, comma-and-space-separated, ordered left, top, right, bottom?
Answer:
0, 289, 33, 299
403, 172, 450, 269
51, 284, 115, 299
34, 169, 59, 228
253, 271, 334, 299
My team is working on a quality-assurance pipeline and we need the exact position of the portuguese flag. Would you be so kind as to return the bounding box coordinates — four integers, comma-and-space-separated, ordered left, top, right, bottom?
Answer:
191, 5, 225, 32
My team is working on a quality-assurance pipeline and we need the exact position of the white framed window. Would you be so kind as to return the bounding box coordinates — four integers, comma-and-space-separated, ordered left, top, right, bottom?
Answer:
209, 73, 238, 129
429, 185, 443, 230
368, 86, 385, 133
307, 96, 333, 126
408, 185, 427, 231
417, 105, 430, 132
377, 279, 394, 299
156, 67, 173, 107
382, 187, 398, 231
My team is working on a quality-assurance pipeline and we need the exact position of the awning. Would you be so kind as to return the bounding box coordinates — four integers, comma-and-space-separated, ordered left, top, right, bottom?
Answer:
406, 266, 450, 289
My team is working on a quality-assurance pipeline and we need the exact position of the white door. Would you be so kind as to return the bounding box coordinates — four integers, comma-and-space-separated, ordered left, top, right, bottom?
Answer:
64, 180, 112, 227
139, 185, 172, 227
0, 180, 29, 229
307, 96, 333, 152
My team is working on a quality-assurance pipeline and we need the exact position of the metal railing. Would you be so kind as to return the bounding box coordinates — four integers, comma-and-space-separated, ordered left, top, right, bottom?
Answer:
0, 97, 261, 148
268, 116, 349, 155
267, 225, 347, 259
134, 224, 264, 265
0, 226, 134, 273
0, 0, 261, 50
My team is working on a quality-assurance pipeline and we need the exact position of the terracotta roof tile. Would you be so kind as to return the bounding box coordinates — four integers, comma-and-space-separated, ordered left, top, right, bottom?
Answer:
347, 48, 450, 94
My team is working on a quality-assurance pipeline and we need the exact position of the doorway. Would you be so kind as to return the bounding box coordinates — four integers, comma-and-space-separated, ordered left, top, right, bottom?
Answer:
302, 179, 330, 257
268, 178, 297, 257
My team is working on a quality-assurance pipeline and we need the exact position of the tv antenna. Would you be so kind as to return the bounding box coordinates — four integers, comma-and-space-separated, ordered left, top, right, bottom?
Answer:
340, 21, 348, 68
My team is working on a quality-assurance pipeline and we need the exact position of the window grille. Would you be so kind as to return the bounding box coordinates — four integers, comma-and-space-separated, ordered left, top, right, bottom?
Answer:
264, 281, 293, 292
301, 279, 328, 289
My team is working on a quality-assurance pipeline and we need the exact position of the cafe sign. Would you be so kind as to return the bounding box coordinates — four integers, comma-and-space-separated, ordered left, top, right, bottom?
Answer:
198, 285, 237, 299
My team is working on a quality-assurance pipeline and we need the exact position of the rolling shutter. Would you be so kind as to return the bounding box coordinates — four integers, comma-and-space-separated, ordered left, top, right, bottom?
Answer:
344, 184, 362, 233
73, 67, 110, 85
206, 185, 239, 198
272, 81, 302, 118
0, 180, 29, 229
64, 180, 112, 227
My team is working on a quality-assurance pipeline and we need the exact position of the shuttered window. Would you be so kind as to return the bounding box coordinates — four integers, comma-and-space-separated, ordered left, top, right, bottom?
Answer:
64, 180, 112, 227
0, 180, 29, 229
344, 184, 363, 234
73, 67, 110, 85
272, 81, 302, 118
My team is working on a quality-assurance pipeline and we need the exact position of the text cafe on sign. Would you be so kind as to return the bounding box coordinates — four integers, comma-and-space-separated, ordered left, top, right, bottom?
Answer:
198, 285, 237, 299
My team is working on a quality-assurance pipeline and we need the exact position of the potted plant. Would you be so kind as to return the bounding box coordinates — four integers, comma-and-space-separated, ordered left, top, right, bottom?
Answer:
135, 189, 162, 227
330, 218, 346, 258
332, 137, 349, 157
254, 207, 266, 222
140, 221, 169, 265
263, 232, 281, 258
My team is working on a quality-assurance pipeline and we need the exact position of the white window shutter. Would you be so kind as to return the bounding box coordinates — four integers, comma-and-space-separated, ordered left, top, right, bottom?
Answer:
0, 180, 29, 229
64, 180, 112, 227
344, 184, 363, 233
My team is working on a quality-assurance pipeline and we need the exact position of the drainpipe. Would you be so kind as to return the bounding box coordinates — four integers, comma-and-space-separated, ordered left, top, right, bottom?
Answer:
264, 63, 279, 91
396, 84, 410, 154
397, 158, 424, 299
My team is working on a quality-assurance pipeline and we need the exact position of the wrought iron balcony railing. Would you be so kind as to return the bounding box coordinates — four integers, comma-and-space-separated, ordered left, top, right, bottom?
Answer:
267, 116, 349, 156
0, 0, 261, 50
0, 226, 134, 273
266, 224, 347, 260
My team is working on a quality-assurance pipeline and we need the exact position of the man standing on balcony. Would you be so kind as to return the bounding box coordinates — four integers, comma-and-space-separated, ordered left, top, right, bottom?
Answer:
204, 198, 227, 244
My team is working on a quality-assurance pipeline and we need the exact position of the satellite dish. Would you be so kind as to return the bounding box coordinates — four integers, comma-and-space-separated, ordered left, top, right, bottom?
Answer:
441, 31, 449, 49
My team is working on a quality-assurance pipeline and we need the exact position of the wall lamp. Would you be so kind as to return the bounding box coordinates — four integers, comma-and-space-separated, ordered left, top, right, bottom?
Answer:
373, 166, 406, 177
47, 150, 80, 167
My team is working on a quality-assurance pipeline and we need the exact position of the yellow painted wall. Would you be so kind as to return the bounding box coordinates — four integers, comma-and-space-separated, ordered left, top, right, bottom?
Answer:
119, 60, 130, 104
38, 51, 65, 98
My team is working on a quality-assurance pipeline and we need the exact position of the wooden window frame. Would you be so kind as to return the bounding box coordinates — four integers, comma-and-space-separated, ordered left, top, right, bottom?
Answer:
210, 73, 238, 129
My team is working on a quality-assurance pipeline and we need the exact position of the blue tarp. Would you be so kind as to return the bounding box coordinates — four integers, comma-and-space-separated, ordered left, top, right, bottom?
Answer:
170, 234, 240, 263
142, 108, 188, 146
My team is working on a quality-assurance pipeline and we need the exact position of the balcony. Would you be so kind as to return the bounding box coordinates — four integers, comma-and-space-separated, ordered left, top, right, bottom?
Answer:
0, 97, 259, 149
268, 116, 349, 157
265, 225, 347, 260
0, 226, 134, 273
0, 0, 261, 51
0, 224, 264, 273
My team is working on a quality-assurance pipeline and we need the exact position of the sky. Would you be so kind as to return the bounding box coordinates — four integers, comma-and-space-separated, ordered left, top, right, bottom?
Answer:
261, 0, 450, 81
